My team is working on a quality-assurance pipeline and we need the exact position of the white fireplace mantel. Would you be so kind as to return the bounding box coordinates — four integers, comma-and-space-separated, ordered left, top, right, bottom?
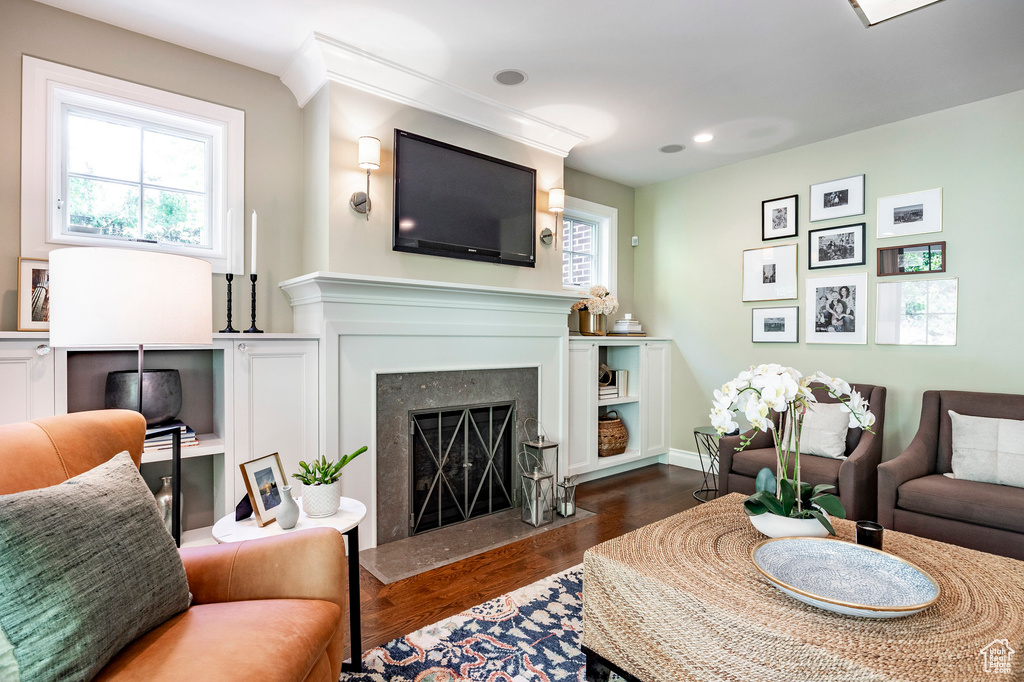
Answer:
280, 272, 580, 549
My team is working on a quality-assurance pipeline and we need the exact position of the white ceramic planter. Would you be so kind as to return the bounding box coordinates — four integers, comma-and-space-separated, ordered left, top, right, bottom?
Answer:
749, 511, 830, 538
301, 479, 342, 518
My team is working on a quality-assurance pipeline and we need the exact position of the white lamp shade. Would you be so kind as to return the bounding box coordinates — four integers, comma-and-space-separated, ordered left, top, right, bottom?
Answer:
49, 248, 213, 347
358, 136, 381, 170
548, 188, 565, 213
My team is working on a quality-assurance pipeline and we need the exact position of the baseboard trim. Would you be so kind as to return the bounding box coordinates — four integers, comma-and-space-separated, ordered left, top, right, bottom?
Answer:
667, 448, 716, 473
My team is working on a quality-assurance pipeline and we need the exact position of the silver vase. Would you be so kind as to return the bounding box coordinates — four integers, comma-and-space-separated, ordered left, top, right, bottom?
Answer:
276, 485, 300, 529
154, 476, 183, 535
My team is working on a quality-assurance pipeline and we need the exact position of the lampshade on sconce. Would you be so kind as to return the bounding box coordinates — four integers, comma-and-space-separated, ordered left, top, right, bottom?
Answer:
352, 136, 381, 220
540, 188, 565, 247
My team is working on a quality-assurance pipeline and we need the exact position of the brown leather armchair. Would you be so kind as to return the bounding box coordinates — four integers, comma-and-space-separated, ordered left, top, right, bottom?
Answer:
0, 410, 348, 681
717, 383, 886, 522
878, 390, 1024, 560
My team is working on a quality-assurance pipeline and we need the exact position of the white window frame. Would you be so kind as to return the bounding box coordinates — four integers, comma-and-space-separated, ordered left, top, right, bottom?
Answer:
562, 195, 617, 294
21, 56, 245, 273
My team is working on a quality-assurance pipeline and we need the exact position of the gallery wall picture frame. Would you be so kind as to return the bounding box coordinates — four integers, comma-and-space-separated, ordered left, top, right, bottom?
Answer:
762, 195, 799, 241
808, 223, 866, 270
239, 452, 289, 527
805, 272, 868, 345
742, 243, 798, 302
752, 306, 799, 343
809, 174, 865, 222
17, 257, 50, 332
875, 278, 958, 346
877, 188, 942, 239
877, 241, 946, 277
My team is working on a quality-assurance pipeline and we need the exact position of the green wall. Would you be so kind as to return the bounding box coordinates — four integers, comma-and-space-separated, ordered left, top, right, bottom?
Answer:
634, 89, 1024, 460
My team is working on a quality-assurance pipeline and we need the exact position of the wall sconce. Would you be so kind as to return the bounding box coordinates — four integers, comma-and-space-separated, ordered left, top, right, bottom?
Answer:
540, 188, 565, 247
350, 136, 381, 221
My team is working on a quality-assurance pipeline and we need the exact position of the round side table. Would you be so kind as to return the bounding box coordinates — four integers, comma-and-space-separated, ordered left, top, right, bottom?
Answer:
693, 426, 722, 503
213, 497, 367, 672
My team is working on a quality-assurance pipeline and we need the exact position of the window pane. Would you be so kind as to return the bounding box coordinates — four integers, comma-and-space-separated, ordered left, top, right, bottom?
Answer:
66, 176, 140, 237
568, 219, 597, 255
67, 113, 140, 183
144, 130, 206, 192
562, 218, 572, 252
568, 253, 595, 287
143, 189, 207, 245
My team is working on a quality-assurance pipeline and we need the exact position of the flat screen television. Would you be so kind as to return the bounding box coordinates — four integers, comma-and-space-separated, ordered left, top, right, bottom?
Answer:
393, 129, 536, 267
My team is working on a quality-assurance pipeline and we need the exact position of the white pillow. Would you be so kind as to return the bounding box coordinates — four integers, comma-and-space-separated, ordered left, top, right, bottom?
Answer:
784, 402, 850, 460
949, 410, 1024, 488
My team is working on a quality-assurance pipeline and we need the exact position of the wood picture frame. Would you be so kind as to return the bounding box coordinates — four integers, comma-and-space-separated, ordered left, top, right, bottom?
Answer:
742, 244, 798, 302
809, 175, 865, 222
17, 258, 50, 332
808, 223, 866, 270
806, 272, 868, 344
877, 188, 942, 239
877, 241, 946, 276
762, 195, 798, 241
239, 452, 289, 527
752, 306, 799, 343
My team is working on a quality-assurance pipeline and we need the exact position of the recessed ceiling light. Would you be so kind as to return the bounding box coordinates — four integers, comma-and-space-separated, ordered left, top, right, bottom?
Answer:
692, 133, 715, 143
659, 144, 685, 154
493, 69, 528, 86
849, 0, 944, 26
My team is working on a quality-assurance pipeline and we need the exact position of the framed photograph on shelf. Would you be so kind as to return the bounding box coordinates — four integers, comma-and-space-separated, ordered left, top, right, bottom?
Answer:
17, 258, 50, 332
762, 195, 798, 241
752, 306, 799, 343
809, 175, 865, 222
877, 188, 942, 238
806, 273, 868, 344
239, 452, 289, 527
877, 241, 945, 276
808, 223, 866, 270
742, 244, 798, 302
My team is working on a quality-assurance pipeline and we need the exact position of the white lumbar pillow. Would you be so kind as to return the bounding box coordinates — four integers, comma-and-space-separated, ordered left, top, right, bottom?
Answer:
784, 402, 850, 460
949, 410, 1024, 488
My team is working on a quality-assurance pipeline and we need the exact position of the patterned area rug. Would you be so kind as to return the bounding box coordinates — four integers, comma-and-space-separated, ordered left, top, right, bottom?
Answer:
340, 565, 618, 682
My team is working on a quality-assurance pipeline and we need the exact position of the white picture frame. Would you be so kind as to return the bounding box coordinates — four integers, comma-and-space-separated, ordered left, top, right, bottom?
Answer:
876, 278, 958, 346
877, 188, 942, 239
753, 307, 799, 343
810, 175, 865, 222
742, 244, 798, 302
806, 273, 868, 344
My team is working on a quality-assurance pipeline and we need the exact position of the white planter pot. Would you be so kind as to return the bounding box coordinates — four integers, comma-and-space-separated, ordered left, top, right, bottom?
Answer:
749, 511, 830, 539
301, 480, 342, 518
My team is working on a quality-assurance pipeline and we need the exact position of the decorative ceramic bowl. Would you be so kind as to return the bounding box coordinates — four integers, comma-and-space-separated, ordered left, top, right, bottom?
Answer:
748, 511, 830, 539
751, 537, 940, 618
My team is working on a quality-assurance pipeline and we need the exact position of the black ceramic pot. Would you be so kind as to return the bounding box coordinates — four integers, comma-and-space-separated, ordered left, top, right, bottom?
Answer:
105, 369, 182, 427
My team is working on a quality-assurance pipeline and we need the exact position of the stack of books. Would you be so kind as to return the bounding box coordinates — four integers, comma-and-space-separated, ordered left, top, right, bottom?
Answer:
598, 369, 629, 400
608, 313, 645, 336
145, 420, 199, 451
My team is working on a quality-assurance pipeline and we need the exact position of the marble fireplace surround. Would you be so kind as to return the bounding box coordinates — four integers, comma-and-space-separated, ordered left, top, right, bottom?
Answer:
281, 272, 579, 549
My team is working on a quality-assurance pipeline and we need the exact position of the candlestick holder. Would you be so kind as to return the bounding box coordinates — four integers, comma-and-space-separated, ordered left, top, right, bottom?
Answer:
244, 273, 263, 333
220, 274, 239, 333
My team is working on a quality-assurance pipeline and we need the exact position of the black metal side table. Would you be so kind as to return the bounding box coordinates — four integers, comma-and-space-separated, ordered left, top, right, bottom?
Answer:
692, 426, 722, 503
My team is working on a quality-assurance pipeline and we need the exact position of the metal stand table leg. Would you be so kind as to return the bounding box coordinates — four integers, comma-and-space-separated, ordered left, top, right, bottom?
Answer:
341, 525, 363, 673
692, 428, 720, 503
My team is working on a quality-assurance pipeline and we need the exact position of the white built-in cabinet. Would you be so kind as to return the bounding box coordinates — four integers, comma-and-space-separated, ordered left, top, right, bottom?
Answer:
567, 337, 671, 477
0, 336, 56, 423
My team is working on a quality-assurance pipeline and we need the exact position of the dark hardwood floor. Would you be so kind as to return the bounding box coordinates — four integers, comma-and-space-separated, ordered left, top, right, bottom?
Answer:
351, 463, 705, 656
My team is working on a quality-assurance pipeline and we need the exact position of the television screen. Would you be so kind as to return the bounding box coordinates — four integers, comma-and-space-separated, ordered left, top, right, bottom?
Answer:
393, 130, 536, 267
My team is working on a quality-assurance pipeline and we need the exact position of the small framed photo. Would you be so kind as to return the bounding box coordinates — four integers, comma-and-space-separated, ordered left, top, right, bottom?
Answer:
239, 453, 289, 527
808, 223, 866, 270
806, 273, 868, 344
17, 258, 50, 332
762, 195, 798, 241
810, 175, 865, 222
877, 241, 945, 276
753, 307, 798, 343
743, 244, 798, 302
877, 188, 942, 239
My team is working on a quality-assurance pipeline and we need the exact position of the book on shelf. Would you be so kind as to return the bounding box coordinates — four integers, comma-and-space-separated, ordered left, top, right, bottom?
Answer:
144, 420, 198, 450
606, 332, 647, 336
616, 370, 628, 396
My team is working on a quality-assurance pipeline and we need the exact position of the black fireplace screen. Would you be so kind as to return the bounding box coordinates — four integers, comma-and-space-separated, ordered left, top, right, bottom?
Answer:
409, 402, 515, 535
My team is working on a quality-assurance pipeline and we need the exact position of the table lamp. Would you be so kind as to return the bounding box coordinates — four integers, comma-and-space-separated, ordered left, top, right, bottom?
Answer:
49, 247, 213, 546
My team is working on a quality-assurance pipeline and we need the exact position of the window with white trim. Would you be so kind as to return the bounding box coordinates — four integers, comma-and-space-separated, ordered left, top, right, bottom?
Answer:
21, 57, 244, 273
561, 196, 617, 292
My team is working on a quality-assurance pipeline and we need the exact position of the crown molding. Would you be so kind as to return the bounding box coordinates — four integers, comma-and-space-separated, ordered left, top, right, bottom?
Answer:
281, 33, 587, 157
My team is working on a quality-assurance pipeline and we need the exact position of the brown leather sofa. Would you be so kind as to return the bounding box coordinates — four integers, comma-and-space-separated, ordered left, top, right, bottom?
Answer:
0, 410, 349, 681
718, 383, 886, 522
878, 390, 1024, 560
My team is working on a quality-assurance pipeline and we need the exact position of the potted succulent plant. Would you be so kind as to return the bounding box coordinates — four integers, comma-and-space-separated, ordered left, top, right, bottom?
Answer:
293, 446, 367, 518
570, 285, 619, 336
709, 365, 875, 537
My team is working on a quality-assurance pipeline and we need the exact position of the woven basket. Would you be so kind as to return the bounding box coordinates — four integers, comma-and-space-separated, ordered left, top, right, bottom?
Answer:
598, 410, 628, 457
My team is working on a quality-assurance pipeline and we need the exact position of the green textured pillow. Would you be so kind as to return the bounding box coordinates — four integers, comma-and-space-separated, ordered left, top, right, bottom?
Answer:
0, 451, 190, 682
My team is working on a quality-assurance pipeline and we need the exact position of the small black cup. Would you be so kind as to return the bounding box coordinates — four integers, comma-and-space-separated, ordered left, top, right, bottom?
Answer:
856, 521, 884, 550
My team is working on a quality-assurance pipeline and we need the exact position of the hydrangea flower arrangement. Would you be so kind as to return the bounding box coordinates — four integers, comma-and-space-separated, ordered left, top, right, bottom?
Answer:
569, 285, 619, 315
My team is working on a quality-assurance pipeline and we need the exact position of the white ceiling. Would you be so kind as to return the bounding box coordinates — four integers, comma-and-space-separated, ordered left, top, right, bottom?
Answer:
32, 0, 1024, 187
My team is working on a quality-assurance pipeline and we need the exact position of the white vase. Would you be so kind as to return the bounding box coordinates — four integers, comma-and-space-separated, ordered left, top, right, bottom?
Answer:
276, 485, 300, 529
302, 479, 342, 518
749, 511, 830, 538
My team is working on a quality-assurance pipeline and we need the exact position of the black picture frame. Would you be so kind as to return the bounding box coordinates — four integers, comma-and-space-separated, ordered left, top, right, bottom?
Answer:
808, 223, 866, 270
762, 195, 799, 241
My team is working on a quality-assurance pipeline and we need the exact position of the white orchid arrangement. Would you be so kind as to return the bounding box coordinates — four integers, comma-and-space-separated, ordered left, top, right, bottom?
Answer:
570, 285, 619, 315
710, 364, 875, 534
